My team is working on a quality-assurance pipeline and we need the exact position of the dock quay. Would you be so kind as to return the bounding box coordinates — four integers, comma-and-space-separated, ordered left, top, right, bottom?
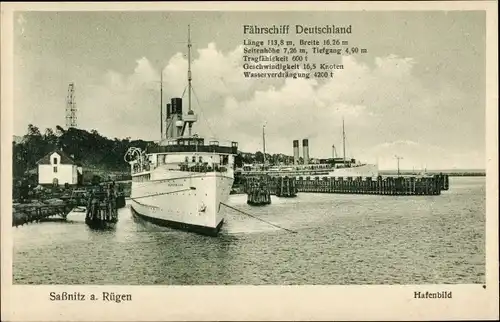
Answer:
245, 175, 272, 205
295, 175, 448, 195
241, 174, 450, 196
12, 183, 126, 228
13, 200, 76, 227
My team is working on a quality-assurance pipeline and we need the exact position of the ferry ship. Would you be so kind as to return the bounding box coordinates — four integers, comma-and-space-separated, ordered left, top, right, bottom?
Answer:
240, 120, 379, 179
241, 159, 378, 179
124, 26, 238, 236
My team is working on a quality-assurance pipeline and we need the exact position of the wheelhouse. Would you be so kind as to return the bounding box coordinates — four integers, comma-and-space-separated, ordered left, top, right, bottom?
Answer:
148, 138, 238, 155
130, 137, 239, 178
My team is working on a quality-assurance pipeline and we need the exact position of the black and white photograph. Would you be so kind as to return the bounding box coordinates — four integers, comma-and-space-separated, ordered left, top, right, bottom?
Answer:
1, 2, 498, 321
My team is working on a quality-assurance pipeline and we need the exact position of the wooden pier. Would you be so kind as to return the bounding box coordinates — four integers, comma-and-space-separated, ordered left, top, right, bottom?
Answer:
439, 174, 450, 191
245, 175, 272, 205
13, 201, 75, 227
242, 174, 450, 196
12, 183, 123, 228
295, 174, 450, 195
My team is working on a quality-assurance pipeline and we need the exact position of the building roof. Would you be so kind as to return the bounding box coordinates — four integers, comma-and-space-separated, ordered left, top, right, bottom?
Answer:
36, 150, 76, 165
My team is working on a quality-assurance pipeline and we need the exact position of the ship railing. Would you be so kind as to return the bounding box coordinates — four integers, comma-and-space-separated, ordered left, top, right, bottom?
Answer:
147, 143, 238, 154
125, 147, 150, 174
181, 163, 229, 173
132, 162, 150, 174
150, 162, 230, 174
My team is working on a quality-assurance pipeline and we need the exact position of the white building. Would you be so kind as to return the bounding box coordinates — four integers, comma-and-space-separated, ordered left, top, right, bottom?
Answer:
37, 150, 81, 186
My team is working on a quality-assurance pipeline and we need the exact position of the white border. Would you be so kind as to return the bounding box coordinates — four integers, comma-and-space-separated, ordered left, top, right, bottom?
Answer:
1, 2, 498, 321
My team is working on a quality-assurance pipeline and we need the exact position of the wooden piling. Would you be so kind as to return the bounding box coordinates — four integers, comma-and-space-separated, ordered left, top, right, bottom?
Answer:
276, 176, 297, 197
291, 173, 450, 196
85, 183, 119, 228
246, 175, 272, 205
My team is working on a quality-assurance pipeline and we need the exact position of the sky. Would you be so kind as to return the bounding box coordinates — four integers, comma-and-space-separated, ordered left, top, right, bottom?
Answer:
13, 11, 486, 170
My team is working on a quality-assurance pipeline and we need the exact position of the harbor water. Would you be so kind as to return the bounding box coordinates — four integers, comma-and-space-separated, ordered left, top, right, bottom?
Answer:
13, 176, 485, 285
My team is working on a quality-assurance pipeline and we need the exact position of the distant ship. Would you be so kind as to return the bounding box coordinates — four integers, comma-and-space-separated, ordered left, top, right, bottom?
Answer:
240, 120, 379, 178
125, 26, 238, 236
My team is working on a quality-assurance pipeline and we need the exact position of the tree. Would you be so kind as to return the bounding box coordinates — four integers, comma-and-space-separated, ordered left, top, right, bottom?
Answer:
254, 151, 264, 163
55, 125, 66, 136
44, 128, 58, 150
27, 124, 41, 137
12, 125, 154, 184
91, 175, 101, 186
234, 153, 243, 168
12, 141, 28, 178
241, 154, 254, 164
23, 124, 45, 170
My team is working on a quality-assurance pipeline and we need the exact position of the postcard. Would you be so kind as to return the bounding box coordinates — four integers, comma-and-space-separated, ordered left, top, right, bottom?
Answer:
1, 1, 498, 321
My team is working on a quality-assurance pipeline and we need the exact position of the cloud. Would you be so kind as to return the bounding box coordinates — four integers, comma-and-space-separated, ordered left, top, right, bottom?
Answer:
162, 43, 252, 102
76, 58, 161, 138
16, 42, 483, 170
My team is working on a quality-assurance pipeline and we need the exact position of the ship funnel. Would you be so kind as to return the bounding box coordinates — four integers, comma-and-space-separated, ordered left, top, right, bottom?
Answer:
171, 98, 182, 114
165, 98, 183, 139
302, 139, 309, 165
293, 140, 299, 165
166, 103, 171, 118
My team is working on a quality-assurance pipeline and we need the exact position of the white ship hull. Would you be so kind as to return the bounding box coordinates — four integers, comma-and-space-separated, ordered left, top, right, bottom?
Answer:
130, 171, 234, 236
125, 26, 238, 237
247, 163, 379, 179
327, 163, 379, 178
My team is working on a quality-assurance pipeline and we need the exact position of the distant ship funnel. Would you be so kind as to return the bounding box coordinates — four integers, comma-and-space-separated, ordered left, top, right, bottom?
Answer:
302, 139, 309, 165
293, 140, 300, 165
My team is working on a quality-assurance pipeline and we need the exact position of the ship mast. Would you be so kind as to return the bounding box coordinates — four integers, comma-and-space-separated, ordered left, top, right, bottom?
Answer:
262, 124, 267, 165
160, 71, 163, 140
187, 24, 193, 137
342, 118, 346, 166
181, 24, 197, 138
